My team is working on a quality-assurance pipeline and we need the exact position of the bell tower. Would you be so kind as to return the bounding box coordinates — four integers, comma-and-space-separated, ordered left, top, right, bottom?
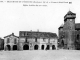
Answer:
64, 11, 76, 49
64, 11, 76, 30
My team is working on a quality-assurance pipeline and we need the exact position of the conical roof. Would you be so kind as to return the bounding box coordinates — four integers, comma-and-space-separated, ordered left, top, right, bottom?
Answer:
64, 11, 76, 20
66, 11, 75, 15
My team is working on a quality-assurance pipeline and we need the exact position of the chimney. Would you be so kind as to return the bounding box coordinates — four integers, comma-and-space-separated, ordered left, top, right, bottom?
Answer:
12, 33, 14, 35
30, 30, 32, 32
37, 29, 39, 32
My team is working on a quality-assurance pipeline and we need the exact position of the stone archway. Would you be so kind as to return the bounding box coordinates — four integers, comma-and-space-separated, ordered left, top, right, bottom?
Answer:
41, 45, 44, 50
6, 45, 11, 51
52, 45, 55, 50
46, 45, 50, 50
34, 45, 38, 50
23, 44, 29, 50
13, 45, 17, 50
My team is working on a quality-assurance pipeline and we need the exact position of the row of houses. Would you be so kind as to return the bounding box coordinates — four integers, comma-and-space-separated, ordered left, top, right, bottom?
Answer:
0, 31, 58, 51
1, 10, 78, 51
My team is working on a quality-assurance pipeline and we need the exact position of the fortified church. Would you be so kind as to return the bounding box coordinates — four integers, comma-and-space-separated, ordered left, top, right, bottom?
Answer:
58, 11, 80, 50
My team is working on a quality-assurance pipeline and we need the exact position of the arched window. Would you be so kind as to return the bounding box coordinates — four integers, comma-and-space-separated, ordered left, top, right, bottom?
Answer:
46, 45, 50, 50
34, 45, 38, 50
23, 44, 29, 50
6, 45, 11, 50
13, 45, 17, 50
41, 45, 44, 50
52, 45, 55, 50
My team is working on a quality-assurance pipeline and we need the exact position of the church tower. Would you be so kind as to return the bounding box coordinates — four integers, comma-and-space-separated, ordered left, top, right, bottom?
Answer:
64, 11, 76, 30
63, 11, 76, 49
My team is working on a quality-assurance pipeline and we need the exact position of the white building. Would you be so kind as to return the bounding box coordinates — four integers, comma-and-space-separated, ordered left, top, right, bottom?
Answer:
4, 33, 19, 51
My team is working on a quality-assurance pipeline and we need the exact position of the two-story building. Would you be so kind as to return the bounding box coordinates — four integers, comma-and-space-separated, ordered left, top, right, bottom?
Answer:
4, 33, 19, 51
18, 31, 58, 50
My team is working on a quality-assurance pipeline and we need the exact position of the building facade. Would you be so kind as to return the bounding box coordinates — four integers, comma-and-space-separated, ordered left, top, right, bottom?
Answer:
58, 11, 80, 50
4, 33, 19, 51
0, 38, 4, 50
18, 31, 58, 50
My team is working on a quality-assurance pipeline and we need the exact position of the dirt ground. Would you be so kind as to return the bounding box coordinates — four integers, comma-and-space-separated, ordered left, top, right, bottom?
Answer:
0, 50, 80, 60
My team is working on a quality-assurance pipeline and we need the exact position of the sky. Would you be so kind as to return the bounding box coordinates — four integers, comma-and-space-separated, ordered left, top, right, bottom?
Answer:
0, 0, 80, 38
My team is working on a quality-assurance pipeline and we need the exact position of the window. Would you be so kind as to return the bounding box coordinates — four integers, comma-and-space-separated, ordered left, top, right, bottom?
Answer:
25, 33, 28, 36
21, 32, 25, 36
21, 33, 24, 36
24, 32, 26, 36
35, 38, 37, 42
25, 38, 27, 43
7, 38, 10, 43
77, 34, 79, 40
70, 19, 72, 21
14, 38, 17, 44
43, 38, 46, 42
